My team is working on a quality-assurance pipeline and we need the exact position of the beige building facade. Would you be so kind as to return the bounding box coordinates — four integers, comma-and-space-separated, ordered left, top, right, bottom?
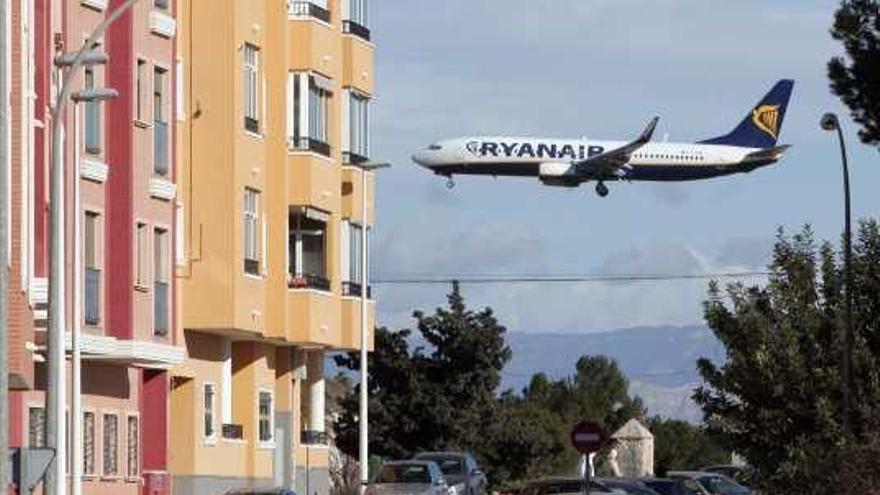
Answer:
171, 1, 376, 494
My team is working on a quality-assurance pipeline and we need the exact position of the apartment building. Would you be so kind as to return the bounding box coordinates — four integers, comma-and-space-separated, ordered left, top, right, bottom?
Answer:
171, 1, 376, 494
9, 1, 185, 495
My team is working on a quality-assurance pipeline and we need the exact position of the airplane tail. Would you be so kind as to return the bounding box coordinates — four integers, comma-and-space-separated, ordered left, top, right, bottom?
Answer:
700, 79, 794, 149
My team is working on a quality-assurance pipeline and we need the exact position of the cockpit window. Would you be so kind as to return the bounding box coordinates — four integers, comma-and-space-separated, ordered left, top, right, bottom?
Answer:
428, 144, 442, 150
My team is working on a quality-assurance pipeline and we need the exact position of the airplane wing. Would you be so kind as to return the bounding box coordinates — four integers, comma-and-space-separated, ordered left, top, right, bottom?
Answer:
574, 117, 659, 179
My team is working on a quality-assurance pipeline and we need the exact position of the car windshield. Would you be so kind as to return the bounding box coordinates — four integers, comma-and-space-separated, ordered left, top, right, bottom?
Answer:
698, 475, 750, 494
418, 456, 463, 476
376, 464, 431, 484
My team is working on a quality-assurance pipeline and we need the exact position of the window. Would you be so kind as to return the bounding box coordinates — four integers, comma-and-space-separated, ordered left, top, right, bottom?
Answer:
153, 228, 169, 335
243, 188, 261, 275
341, 221, 366, 296
135, 222, 149, 288
136, 59, 147, 122
290, 72, 332, 156
345, 91, 369, 164
154, 0, 169, 10
203, 383, 216, 440
343, 0, 370, 40
258, 391, 273, 444
127, 416, 139, 478
289, 212, 328, 290
84, 212, 101, 326
83, 412, 96, 476
28, 407, 45, 447
154, 66, 169, 176
84, 66, 101, 154
243, 44, 261, 133
103, 413, 119, 476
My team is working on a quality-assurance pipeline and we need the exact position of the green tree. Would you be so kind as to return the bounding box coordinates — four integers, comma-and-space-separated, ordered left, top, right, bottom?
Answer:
646, 417, 729, 476
334, 282, 512, 463
828, 0, 880, 148
694, 221, 880, 494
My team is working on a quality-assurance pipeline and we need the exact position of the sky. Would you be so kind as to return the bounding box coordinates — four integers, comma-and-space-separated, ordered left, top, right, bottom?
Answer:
367, 0, 880, 334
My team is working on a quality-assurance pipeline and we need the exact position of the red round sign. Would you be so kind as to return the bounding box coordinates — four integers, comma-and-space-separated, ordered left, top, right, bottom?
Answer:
570, 421, 605, 454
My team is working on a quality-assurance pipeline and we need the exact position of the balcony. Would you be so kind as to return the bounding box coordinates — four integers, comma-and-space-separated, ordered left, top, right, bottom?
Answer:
287, 289, 340, 346
341, 295, 375, 351
342, 151, 368, 166
341, 167, 374, 223
154, 281, 169, 336
153, 120, 168, 177
288, 273, 331, 292
221, 423, 244, 441
342, 20, 370, 41
301, 430, 328, 445
341, 281, 371, 298
85, 268, 100, 326
289, 136, 331, 158
288, 1, 331, 23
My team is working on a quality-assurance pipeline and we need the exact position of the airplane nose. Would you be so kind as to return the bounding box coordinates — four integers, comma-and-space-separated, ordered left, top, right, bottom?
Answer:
412, 150, 431, 167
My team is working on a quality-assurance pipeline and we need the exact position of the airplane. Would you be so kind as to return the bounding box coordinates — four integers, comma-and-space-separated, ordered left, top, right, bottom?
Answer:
412, 79, 794, 197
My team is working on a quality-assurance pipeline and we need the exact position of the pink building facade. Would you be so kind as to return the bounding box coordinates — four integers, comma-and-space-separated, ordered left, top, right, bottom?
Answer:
8, 1, 184, 495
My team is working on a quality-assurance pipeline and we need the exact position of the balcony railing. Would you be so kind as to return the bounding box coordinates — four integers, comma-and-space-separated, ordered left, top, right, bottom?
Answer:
288, 1, 331, 23
342, 281, 372, 298
288, 273, 331, 292
153, 281, 169, 336
342, 151, 368, 165
342, 20, 370, 41
85, 268, 100, 326
289, 136, 331, 158
301, 430, 328, 445
221, 423, 244, 440
153, 120, 168, 176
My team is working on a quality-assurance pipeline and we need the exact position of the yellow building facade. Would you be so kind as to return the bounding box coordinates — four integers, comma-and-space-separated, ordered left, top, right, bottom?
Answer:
171, 1, 376, 494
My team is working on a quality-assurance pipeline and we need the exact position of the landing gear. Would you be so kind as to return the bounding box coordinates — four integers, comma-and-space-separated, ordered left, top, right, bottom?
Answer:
445, 175, 456, 189
595, 181, 609, 198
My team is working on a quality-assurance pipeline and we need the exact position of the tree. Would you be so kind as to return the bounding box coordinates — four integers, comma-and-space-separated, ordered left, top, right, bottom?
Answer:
828, 0, 880, 148
646, 417, 729, 476
334, 282, 512, 463
694, 221, 880, 494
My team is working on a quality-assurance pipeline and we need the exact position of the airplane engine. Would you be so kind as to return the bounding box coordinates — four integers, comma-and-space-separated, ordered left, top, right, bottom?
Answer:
539, 162, 581, 187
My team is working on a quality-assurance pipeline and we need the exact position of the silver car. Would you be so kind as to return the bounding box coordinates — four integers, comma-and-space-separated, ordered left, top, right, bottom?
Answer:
367, 460, 451, 495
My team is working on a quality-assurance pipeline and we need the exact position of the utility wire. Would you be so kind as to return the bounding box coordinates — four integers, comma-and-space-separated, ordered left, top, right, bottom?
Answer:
373, 271, 770, 285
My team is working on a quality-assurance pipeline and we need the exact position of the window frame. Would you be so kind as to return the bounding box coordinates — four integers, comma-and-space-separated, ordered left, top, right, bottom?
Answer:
101, 412, 120, 478
84, 210, 102, 327
243, 43, 261, 134
126, 414, 140, 481
203, 382, 218, 444
83, 410, 97, 477
153, 227, 170, 336
135, 221, 150, 290
243, 188, 262, 276
257, 389, 274, 447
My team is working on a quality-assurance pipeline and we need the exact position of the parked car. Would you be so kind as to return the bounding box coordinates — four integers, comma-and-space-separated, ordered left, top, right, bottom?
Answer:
413, 452, 487, 495
667, 472, 753, 495
367, 460, 450, 495
519, 477, 620, 495
224, 489, 297, 495
700, 465, 756, 488
639, 477, 707, 495
598, 478, 661, 495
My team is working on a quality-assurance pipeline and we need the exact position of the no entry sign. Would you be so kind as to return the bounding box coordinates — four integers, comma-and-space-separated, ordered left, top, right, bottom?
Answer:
570, 421, 605, 454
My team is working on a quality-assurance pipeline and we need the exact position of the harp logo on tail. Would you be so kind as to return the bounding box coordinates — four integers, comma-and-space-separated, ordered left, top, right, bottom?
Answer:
752, 104, 780, 139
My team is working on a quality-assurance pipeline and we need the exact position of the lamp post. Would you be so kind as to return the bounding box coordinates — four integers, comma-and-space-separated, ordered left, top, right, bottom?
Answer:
46, 2, 142, 495
356, 161, 389, 492
820, 111, 853, 438
68, 89, 117, 495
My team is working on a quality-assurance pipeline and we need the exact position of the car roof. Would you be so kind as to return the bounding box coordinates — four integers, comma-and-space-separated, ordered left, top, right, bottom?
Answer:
383, 460, 434, 466
667, 471, 712, 478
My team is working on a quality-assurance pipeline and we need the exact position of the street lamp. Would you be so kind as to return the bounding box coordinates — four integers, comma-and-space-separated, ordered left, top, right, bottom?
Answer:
820, 111, 853, 438
68, 88, 117, 495
46, 2, 142, 495
355, 160, 390, 492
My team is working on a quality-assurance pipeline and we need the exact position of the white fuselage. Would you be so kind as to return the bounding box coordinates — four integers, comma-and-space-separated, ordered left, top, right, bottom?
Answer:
412, 137, 772, 184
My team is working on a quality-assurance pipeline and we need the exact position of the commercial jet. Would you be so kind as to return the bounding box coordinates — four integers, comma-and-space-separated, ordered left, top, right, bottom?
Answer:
412, 80, 794, 197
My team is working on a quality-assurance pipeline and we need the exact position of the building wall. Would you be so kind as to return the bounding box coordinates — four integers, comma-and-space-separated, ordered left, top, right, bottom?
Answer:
174, 1, 378, 493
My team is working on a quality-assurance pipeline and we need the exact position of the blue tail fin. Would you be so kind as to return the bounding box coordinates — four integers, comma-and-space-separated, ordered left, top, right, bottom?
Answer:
700, 79, 794, 149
